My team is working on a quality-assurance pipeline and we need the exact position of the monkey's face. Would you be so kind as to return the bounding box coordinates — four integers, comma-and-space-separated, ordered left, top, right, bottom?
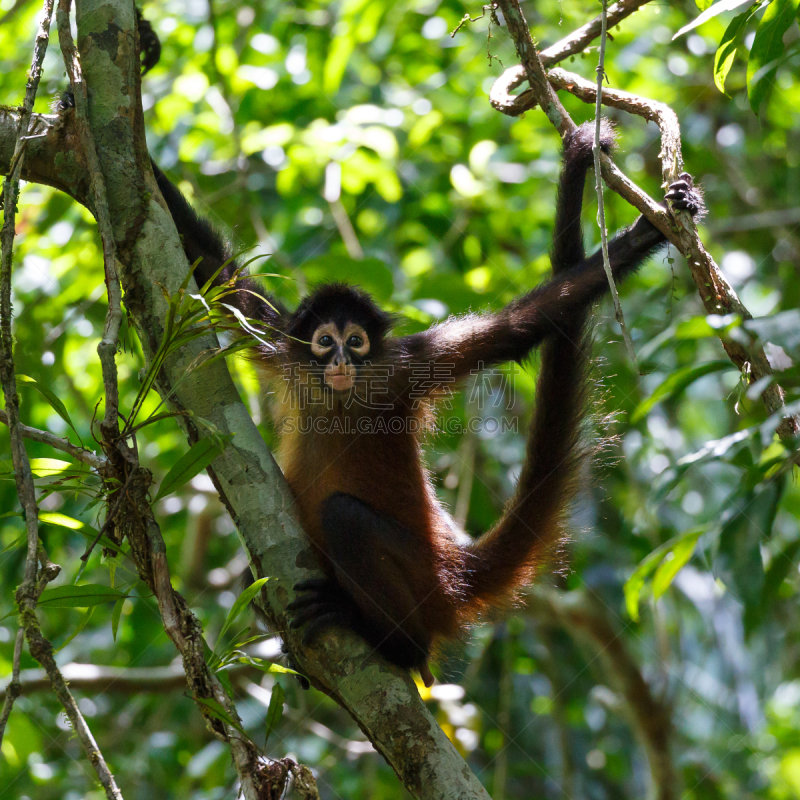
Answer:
310, 321, 371, 392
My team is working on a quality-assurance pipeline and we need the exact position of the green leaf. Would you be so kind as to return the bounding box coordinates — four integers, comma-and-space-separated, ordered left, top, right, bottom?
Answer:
714, 9, 753, 93
673, 0, 757, 38
264, 682, 285, 748
154, 435, 232, 501
625, 545, 670, 622
38, 584, 130, 608
679, 427, 753, 466
29, 458, 74, 477
39, 512, 122, 554
234, 657, 301, 677
56, 607, 95, 652
17, 375, 83, 445
652, 531, 703, 599
193, 696, 250, 740
625, 529, 704, 621
212, 577, 270, 663
1, 533, 26, 554
747, 0, 800, 113
111, 597, 125, 641
715, 478, 785, 632
631, 361, 732, 422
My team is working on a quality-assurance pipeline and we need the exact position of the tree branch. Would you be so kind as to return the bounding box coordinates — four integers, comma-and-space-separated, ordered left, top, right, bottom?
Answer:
0, 661, 256, 701
0, 408, 108, 470
490, 0, 653, 116
0, 109, 90, 203
58, 0, 122, 432
546, 67, 798, 433
493, 0, 798, 435
53, 0, 486, 795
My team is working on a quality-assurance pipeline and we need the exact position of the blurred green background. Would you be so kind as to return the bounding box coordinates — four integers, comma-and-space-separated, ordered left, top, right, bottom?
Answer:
2, 0, 800, 797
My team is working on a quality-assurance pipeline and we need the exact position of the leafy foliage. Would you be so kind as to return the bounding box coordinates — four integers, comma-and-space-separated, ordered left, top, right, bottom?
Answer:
1, 0, 800, 797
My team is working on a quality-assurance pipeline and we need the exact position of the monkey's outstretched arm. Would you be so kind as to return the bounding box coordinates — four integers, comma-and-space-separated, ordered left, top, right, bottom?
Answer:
151, 161, 287, 333
397, 176, 701, 384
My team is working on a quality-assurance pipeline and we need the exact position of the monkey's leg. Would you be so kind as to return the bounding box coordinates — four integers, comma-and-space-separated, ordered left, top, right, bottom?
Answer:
288, 492, 435, 680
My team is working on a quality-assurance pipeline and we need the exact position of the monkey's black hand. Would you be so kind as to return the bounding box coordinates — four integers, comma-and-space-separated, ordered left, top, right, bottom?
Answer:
288, 578, 357, 646
665, 172, 705, 218
136, 9, 162, 75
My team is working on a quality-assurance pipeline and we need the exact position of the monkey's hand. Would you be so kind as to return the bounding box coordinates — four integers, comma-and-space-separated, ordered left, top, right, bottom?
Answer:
665, 172, 705, 218
287, 578, 357, 646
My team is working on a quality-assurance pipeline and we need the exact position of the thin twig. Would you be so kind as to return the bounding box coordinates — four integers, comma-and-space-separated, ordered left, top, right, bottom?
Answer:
0, 408, 107, 470
0, 0, 46, 738
18, 565, 125, 800
490, 0, 653, 116
495, 0, 574, 136
592, 0, 638, 367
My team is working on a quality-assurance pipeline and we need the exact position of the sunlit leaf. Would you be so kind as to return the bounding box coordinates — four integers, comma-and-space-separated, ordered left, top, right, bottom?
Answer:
652, 531, 703, 599
747, 0, 800, 112
39, 511, 122, 554
625, 529, 704, 621
673, 0, 756, 39
28, 459, 74, 477
713, 9, 753, 93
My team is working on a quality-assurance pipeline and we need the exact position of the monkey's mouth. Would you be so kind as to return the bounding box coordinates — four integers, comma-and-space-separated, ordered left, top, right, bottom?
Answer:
325, 367, 355, 392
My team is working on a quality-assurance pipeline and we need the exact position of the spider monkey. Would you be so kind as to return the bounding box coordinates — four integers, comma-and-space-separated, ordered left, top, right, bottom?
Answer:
151, 136, 701, 685
128, 12, 703, 686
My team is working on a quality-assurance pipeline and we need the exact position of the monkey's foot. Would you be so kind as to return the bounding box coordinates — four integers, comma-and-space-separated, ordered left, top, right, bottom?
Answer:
665, 172, 704, 217
287, 578, 355, 646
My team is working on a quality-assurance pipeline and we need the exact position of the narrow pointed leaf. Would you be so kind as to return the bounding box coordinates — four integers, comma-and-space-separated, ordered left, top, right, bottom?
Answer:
264, 683, 285, 748
17, 375, 82, 444
154, 435, 233, 501
38, 584, 129, 608
631, 361, 732, 422
714, 9, 752, 93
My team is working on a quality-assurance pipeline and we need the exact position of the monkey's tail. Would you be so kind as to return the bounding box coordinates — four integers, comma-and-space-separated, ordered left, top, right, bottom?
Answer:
462, 121, 613, 612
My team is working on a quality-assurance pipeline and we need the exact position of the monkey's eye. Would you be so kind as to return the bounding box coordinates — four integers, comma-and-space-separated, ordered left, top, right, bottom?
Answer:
318, 335, 334, 348
347, 335, 363, 348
